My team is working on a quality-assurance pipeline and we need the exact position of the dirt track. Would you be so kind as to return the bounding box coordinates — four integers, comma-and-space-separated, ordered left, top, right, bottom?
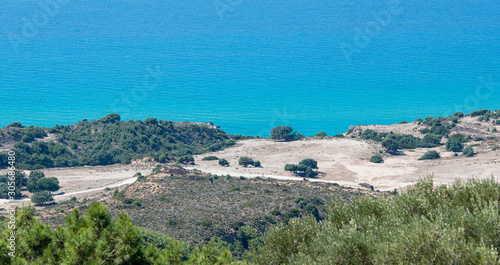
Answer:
0, 163, 155, 208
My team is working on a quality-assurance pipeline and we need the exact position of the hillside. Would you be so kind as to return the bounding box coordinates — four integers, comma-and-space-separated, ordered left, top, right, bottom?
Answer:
0, 114, 237, 170
36, 165, 383, 258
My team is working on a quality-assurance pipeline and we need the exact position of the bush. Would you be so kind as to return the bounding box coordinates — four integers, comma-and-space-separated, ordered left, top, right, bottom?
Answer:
98, 113, 121, 123
420, 128, 430, 134
239, 157, 255, 167
462, 147, 474, 157
135, 172, 146, 181
370, 154, 384, 163
27, 177, 60, 193
177, 155, 194, 164
9, 122, 23, 128
382, 138, 399, 153
430, 124, 449, 136
285, 164, 308, 173
299, 159, 318, 169
446, 134, 465, 152
144, 117, 158, 125
270, 126, 298, 141
315, 131, 327, 137
202, 156, 219, 161
31, 191, 54, 205
285, 161, 318, 178
304, 167, 318, 178
418, 151, 440, 160
470, 109, 490, 117
28, 170, 45, 185
218, 158, 229, 166
419, 134, 442, 147
253, 160, 261, 167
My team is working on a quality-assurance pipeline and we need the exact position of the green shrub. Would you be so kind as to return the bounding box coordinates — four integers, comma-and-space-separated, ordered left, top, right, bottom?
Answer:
420, 128, 430, 134
462, 147, 474, 157
470, 109, 490, 117
299, 159, 318, 169
202, 156, 219, 161
31, 191, 54, 205
270, 126, 298, 141
285, 162, 318, 178
135, 172, 146, 181
446, 134, 466, 152
419, 134, 442, 147
370, 154, 384, 163
218, 158, 229, 166
418, 151, 440, 160
430, 124, 449, 136
315, 131, 327, 137
98, 113, 121, 123
382, 138, 399, 153
27, 177, 60, 193
9, 122, 23, 127
239, 157, 255, 167
304, 167, 317, 178
177, 155, 194, 164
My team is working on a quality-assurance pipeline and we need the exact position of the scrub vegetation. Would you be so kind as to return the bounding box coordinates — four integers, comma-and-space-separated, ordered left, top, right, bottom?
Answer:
0, 114, 236, 170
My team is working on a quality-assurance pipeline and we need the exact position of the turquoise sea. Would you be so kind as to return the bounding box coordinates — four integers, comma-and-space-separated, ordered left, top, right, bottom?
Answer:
1, 0, 499, 136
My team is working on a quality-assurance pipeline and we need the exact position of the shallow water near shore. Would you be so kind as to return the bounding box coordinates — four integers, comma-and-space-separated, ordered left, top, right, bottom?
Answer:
1, 0, 499, 136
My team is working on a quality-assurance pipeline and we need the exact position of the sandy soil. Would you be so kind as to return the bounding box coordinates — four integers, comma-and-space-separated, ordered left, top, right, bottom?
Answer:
0, 163, 156, 208
187, 137, 500, 191
1, 116, 498, 208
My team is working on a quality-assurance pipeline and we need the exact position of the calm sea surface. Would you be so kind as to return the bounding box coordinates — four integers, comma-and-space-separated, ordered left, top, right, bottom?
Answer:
1, 0, 499, 136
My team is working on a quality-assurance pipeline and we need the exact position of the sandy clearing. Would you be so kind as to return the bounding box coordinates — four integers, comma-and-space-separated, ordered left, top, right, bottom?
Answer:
188, 138, 500, 191
0, 163, 156, 208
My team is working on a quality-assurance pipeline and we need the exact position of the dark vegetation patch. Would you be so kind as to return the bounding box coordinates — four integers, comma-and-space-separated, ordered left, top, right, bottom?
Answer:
254, 177, 500, 264
418, 151, 441, 160
352, 110, 500, 155
0, 114, 239, 170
